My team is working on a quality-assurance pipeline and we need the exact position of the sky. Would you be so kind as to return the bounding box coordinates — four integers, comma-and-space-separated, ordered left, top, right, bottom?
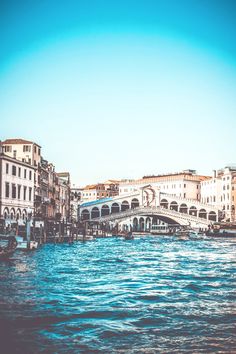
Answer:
0, 0, 236, 186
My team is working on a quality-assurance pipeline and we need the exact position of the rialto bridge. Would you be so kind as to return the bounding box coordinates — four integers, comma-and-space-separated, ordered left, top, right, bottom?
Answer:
79, 185, 221, 229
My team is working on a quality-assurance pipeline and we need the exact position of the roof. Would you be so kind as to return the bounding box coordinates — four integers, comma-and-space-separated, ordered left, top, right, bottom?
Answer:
2, 138, 41, 147
80, 197, 113, 208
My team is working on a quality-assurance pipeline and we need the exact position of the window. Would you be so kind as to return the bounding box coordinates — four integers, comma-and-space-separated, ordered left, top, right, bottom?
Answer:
23, 145, 31, 152
6, 163, 9, 174
18, 185, 21, 199
38, 148, 41, 155
5, 182, 9, 198
12, 165, 16, 176
184, 184, 186, 188
18, 167, 21, 177
29, 171, 32, 180
29, 187, 32, 201
13, 150, 17, 159
28, 158, 31, 165
34, 146, 37, 153
12, 184, 16, 198
184, 193, 186, 198
24, 169, 27, 178
5, 146, 12, 152
23, 186, 27, 200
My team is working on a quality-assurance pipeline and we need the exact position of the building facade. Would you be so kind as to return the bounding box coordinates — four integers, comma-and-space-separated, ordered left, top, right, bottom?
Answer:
119, 170, 206, 200
0, 153, 35, 225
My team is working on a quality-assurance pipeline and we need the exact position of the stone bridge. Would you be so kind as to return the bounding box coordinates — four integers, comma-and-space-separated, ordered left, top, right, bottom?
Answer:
79, 186, 220, 229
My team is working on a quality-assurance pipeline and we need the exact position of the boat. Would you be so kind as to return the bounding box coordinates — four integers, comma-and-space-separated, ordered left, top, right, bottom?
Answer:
206, 223, 236, 237
175, 229, 190, 239
124, 232, 134, 240
151, 225, 176, 236
0, 236, 17, 259
76, 234, 95, 241
15, 236, 38, 250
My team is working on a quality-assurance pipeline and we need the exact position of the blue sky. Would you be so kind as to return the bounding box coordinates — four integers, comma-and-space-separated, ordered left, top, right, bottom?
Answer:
1, 0, 236, 185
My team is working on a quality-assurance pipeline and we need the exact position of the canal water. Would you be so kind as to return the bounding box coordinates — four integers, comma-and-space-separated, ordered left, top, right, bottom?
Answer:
0, 236, 236, 353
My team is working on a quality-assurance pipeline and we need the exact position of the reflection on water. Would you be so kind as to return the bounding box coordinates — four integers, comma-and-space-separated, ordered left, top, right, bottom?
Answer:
0, 236, 236, 353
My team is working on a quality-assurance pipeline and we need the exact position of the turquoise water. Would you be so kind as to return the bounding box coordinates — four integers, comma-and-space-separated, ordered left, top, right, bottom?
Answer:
0, 236, 236, 353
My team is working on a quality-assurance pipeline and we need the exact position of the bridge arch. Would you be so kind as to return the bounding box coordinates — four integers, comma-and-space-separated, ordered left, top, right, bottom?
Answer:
160, 199, 168, 209
111, 203, 120, 214
199, 209, 207, 219
209, 211, 217, 221
170, 201, 178, 211
189, 206, 197, 216
146, 217, 152, 230
179, 203, 188, 214
101, 204, 110, 216
91, 207, 100, 219
139, 217, 145, 231
121, 200, 129, 212
81, 209, 90, 221
133, 217, 138, 231
131, 198, 139, 209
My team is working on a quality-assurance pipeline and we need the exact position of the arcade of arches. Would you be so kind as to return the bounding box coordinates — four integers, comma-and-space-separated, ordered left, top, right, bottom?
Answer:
80, 197, 217, 222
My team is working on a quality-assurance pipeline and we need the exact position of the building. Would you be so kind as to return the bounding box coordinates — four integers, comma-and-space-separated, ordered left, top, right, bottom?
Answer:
0, 152, 35, 225
57, 172, 70, 222
2, 138, 42, 213
201, 166, 236, 222
119, 170, 207, 200
70, 186, 82, 222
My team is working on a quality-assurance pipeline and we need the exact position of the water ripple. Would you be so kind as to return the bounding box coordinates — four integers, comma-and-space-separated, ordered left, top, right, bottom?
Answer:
0, 236, 236, 353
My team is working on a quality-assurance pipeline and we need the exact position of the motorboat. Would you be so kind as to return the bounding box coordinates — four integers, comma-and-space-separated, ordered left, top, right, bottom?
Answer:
175, 229, 190, 239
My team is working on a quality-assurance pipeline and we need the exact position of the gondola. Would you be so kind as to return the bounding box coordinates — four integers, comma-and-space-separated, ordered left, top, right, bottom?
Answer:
0, 236, 17, 259
124, 232, 134, 240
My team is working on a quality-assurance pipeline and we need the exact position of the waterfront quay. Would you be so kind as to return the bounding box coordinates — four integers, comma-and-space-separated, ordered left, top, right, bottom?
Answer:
0, 235, 236, 353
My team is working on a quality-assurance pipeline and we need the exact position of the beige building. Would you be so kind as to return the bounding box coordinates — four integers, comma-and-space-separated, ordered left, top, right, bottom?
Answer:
0, 153, 35, 225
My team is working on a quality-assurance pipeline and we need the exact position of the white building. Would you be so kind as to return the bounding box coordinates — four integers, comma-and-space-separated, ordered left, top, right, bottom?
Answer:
119, 170, 207, 200
200, 166, 236, 221
200, 171, 222, 208
0, 153, 35, 225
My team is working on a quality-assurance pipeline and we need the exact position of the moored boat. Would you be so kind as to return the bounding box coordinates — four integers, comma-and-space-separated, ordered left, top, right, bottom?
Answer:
124, 232, 134, 240
0, 236, 17, 259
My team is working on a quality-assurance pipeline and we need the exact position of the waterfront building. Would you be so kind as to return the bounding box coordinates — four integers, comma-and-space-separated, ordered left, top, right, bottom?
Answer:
201, 166, 236, 222
70, 186, 82, 222
0, 152, 35, 224
57, 172, 71, 222
119, 170, 207, 200
80, 180, 121, 205
200, 171, 222, 208
2, 138, 42, 214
